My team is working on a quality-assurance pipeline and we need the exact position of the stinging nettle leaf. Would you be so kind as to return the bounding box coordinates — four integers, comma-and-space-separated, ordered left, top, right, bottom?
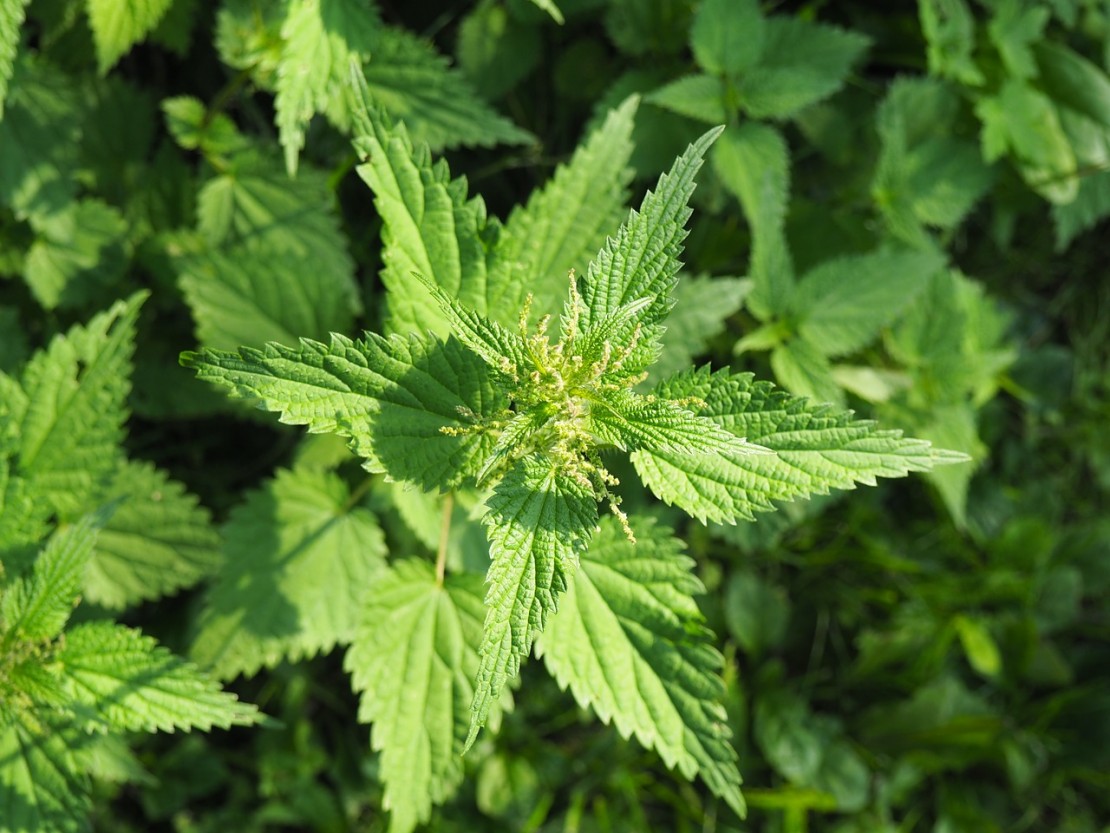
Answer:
86, 0, 175, 74
0, 0, 30, 120
690, 0, 763, 79
537, 516, 746, 817
0, 708, 90, 833
467, 454, 598, 748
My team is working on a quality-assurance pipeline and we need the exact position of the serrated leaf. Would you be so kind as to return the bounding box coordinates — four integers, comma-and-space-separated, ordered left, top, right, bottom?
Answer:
712, 122, 794, 319
1, 517, 97, 644
578, 126, 721, 372
770, 338, 843, 406
537, 517, 745, 817
790, 248, 946, 357
13, 293, 144, 518
86, 0, 175, 74
85, 460, 220, 610
0, 0, 30, 120
632, 366, 965, 524
988, 0, 1048, 80
348, 78, 496, 337
736, 18, 869, 120
275, 0, 379, 174
0, 708, 90, 833
59, 620, 259, 732
648, 274, 749, 383
359, 25, 534, 154
646, 74, 730, 124
345, 560, 487, 833
488, 98, 636, 322
23, 199, 130, 310
918, 0, 984, 86
588, 389, 762, 456
467, 455, 597, 747
690, 0, 762, 79
191, 466, 386, 679
182, 332, 506, 490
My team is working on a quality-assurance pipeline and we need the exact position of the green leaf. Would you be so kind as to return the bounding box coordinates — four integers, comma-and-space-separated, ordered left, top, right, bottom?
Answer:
86, 0, 175, 74
0, 0, 30, 120
348, 78, 496, 337
536, 517, 745, 818
1052, 168, 1110, 250
467, 455, 597, 748
191, 466, 386, 679
918, 0, 984, 86
690, 0, 762, 79
0, 708, 90, 833
770, 338, 843, 406
345, 560, 488, 833
724, 570, 791, 657
23, 199, 130, 310
1034, 40, 1110, 130
359, 25, 534, 154
632, 366, 966, 524
59, 620, 259, 732
488, 97, 636, 322
12, 293, 144, 518
736, 18, 869, 120
456, 1, 543, 101
1, 517, 97, 644
712, 122, 794, 319
988, 0, 1049, 80
182, 332, 505, 490
579, 126, 722, 371
646, 74, 730, 124
789, 247, 946, 357
976, 80, 1077, 204
274, 0, 379, 174
84, 460, 221, 610
953, 614, 1001, 678
648, 274, 750, 383
524, 0, 563, 24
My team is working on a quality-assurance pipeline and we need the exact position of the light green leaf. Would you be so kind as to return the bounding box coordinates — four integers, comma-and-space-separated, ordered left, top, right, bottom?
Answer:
976, 80, 1077, 204
632, 366, 966, 524
23, 199, 130, 311
537, 517, 745, 817
690, 0, 762, 79
13, 293, 144, 518
182, 332, 506, 490
648, 274, 750, 383
348, 77, 495, 337
588, 390, 762, 456
59, 620, 258, 732
489, 97, 636, 322
579, 126, 722, 371
345, 560, 488, 833
953, 614, 1001, 678
737, 18, 869, 120
524, 0, 563, 24
85, 460, 220, 610
918, 0, 984, 85
770, 338, 843, 405
0, 0, 30, 120
988, 0, 1048, 80
456, 1, 543, 101
0, 709, 89, 833
191, 466, 386, 679
274, 0, 379, 174
1034, 40, 1110, 130
86, 0, 175, 73
790, 248, 946, 357
712, 122, 794, 319
1, 517, 97, 644
467, 455, 597, 747
359, 25, 534, 154
646, 74, 730, 124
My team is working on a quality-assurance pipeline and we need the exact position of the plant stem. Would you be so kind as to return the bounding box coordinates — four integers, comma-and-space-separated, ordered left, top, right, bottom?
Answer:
435, 492, 454, 587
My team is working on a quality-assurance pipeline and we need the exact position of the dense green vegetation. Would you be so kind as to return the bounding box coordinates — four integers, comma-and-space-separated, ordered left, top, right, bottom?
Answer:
1, 1, 1108, 831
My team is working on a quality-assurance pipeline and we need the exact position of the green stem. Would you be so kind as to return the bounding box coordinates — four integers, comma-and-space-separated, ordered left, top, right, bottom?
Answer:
435, 492, 454, 586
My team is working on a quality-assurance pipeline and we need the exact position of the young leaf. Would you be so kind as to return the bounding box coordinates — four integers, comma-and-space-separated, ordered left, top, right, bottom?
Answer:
59, 620, 259, 732
1, 517, 97, 644
345, 560, 488, 833
632, 366, 967, 523
467, 455, 598, 748
191, 466, 386, 679
86, 0, 175, 74
12, 292, 144, 519
183, 333, 506, 490
536, 517, 745, 818
578, 126, 723, 371
84, 460, 221, 610
488, 97, 637, 321
0, 0, 29, 119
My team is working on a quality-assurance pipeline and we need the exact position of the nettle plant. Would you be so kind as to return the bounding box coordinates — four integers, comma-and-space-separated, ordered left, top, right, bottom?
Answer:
183, 76, 965, 827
